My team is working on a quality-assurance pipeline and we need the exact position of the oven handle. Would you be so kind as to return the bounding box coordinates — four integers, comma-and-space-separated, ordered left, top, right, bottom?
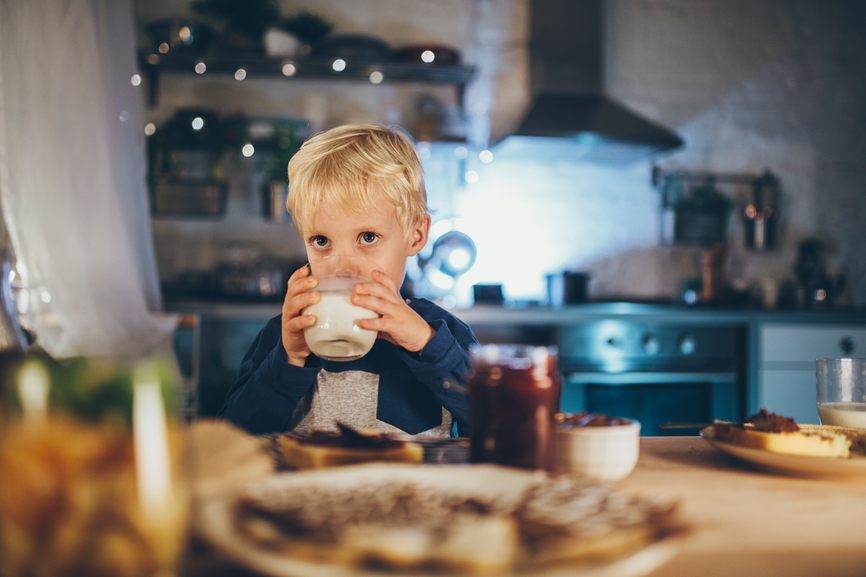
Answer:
564, 372, 737, 385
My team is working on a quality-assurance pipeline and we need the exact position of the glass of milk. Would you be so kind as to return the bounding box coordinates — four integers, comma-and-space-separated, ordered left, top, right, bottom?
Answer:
816, 358, 866, 428
302, 255, 380, 361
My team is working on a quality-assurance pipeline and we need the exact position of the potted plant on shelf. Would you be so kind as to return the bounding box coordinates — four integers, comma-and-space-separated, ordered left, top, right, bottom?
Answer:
279, 10, 334, 56
254, 120, 303, 222
146, 108, 246, 217
191, 0, 281, 53
147, 108, 246, 179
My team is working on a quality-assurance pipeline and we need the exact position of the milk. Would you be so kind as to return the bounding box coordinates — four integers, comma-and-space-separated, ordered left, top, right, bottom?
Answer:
303, 292, 378, 361
817, 402, 866, 428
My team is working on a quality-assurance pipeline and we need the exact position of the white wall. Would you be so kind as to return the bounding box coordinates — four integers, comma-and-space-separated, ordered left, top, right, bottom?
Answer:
605, 0, 866, 304
138, 0, 866, 306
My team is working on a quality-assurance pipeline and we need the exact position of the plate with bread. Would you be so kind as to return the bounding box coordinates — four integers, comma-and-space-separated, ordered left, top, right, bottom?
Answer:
273, 423, 471, 469
194, 425, 685, 577
701, 409, 866, 478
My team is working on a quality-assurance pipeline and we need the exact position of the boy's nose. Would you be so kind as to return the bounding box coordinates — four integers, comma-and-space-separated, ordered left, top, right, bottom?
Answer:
335, 247, 368, 259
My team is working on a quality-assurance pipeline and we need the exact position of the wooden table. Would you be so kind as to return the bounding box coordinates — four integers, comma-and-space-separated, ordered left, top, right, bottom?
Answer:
624, 437, 866, 577
186, 436, 866, 577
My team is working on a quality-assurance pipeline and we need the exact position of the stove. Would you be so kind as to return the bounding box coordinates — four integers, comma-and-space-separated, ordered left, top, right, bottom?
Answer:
558, 320, 746, 435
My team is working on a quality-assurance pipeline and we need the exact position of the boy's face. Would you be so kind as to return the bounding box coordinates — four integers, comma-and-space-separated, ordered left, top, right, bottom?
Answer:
301, 193, 430, 291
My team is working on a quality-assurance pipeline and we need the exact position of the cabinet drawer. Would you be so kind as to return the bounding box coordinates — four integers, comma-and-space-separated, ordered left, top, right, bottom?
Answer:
760, 323, 866, 364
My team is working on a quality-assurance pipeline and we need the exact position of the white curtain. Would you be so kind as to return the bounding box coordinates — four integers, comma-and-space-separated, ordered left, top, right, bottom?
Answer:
0, 0, 177, 358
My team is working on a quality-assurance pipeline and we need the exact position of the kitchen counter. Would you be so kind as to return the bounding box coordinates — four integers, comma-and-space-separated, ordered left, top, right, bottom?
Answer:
458, 303, 866, 325
164, 298, 866, 324
167, 298, 866, 421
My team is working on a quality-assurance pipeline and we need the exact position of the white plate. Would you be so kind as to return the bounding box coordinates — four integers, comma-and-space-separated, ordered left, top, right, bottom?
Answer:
194, 464, 677, 577
701, 431, 866, 479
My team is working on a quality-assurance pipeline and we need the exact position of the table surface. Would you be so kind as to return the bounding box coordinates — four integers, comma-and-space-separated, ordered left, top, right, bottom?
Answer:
185, 436, 866, 577
625, 437, 866, 577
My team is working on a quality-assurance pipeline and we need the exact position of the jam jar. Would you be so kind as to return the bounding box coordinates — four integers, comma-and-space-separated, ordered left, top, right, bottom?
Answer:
468, 344, 561, 470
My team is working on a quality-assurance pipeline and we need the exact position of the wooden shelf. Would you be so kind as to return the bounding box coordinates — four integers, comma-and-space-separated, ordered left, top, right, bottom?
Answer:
138, 50, 477, 106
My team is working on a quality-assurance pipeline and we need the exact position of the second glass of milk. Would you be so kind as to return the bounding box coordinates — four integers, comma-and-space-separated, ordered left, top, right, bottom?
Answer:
816, 358, 866, 428
303, 255, 380, 362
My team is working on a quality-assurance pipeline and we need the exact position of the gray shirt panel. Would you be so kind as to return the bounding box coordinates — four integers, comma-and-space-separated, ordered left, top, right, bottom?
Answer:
289, 369, 452, 437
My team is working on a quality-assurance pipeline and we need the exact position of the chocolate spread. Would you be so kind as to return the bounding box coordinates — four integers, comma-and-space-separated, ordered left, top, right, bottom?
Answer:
744, 408, 799, 433
240, 471, 674, 543
556, 412, 632, 427
286, 422, 404, 449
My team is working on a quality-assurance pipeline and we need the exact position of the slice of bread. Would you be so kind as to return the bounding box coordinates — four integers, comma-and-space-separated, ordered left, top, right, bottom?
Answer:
279, 435, 424, 469
703, 410, 854, 458
800, 424, 866, 456
434, 515, 519, 574
524, 524, 656, 566
234, 464, 682, 574
705, 424, 851, 457
341, 515, 519, 574
278, 425, 424, 469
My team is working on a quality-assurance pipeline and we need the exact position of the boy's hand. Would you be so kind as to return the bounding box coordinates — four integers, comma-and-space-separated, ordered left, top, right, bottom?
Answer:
352, 270, 435, 353
281, 265, 319, 367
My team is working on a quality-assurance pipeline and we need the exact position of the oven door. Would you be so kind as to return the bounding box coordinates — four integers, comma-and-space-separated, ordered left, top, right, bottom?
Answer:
560, 372, 739, 436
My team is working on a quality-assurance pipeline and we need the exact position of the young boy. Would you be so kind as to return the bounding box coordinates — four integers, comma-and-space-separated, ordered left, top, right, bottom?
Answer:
219, 124, 476, 437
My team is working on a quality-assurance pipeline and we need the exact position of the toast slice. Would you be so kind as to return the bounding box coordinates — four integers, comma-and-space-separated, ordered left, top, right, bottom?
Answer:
234, 464, 683, 574
279, 424, 424, 469
704, 409, 851, 458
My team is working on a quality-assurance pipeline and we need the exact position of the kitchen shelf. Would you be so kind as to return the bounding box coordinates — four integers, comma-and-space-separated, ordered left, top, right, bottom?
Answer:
138, 50, 477, 106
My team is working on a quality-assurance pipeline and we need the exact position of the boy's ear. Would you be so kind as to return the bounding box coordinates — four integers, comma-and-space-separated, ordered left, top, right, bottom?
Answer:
407, 214, 431, 257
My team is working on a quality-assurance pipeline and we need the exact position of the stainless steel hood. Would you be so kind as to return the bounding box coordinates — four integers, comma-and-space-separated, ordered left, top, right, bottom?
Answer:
494, 0, 684, 163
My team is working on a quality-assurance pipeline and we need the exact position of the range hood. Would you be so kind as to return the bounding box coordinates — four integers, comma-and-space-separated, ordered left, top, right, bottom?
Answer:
494, 0, 683, 163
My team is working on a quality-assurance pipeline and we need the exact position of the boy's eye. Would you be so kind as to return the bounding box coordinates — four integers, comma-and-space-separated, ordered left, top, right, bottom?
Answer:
311, 236, 329, 248
360, 232, 378, 245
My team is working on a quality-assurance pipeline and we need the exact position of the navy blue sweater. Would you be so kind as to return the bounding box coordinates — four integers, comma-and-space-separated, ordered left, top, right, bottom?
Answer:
218, 298, 476, 436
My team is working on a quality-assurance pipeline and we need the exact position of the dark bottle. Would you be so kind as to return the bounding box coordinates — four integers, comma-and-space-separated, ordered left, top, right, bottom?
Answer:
468, 345, 561, 470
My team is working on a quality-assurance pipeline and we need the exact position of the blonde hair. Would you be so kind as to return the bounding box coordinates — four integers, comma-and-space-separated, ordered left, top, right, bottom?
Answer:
286, 124, 429, 238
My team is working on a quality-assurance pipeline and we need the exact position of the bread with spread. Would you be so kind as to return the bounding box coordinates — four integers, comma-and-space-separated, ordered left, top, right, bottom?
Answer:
278, 423, 424, 469
703, 409, 854, 458
234, 463, 682, 573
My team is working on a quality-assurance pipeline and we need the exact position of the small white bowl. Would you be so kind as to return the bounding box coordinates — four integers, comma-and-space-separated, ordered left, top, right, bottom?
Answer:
553, 415, 641, 481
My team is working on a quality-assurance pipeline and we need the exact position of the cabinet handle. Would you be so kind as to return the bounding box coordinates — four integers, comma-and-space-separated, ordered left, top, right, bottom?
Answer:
839, 336, 855, 356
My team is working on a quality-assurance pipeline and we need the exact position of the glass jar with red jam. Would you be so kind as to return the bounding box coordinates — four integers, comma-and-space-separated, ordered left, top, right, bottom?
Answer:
468, 344, 561, 470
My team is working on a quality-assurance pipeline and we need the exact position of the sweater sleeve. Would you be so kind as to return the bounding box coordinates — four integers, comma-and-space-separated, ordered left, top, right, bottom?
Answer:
397, 300, 477, 434
217, 315, 321, 435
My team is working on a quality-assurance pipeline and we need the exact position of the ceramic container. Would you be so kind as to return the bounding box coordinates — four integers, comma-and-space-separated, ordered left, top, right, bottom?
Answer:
553, 414, 641, 481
